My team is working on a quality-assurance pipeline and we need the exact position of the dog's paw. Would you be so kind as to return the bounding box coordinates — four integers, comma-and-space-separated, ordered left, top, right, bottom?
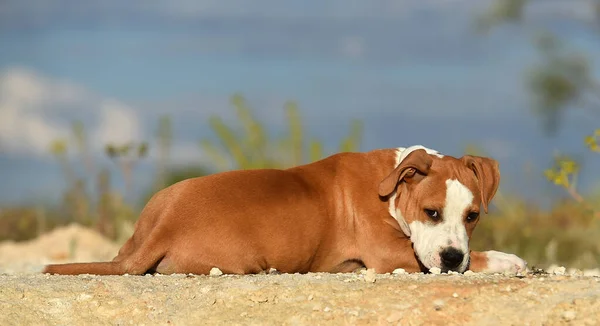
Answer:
482, 250, 527, 274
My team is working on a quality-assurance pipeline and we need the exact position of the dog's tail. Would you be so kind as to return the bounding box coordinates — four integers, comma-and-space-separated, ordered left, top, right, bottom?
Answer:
43, 229, 167, 276
43, 190, 175, 276
42, 262, 125, 275
43, 247, 165, 275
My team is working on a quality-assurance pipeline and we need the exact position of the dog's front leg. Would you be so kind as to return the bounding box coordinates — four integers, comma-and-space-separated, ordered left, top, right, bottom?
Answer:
469, 250, 527, 274
361, 236, 425, 274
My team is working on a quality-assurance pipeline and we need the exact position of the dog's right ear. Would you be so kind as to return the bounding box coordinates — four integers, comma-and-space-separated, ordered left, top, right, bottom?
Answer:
378, 149, 433, 197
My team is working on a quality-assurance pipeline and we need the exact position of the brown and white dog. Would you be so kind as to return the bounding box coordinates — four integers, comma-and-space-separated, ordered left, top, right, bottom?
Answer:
43, 145, 526, 276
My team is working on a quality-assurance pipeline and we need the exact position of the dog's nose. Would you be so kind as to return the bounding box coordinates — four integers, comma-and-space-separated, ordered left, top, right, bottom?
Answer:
440, 247, 464, 270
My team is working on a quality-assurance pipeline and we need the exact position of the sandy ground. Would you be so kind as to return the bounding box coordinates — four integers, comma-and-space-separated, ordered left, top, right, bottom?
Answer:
1, 224, 600, 325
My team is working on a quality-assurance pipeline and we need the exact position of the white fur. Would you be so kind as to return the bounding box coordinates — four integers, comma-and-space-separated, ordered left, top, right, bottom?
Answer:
408, 179, 472, 272
388, 145, 443, 236
482, 250, 527, 274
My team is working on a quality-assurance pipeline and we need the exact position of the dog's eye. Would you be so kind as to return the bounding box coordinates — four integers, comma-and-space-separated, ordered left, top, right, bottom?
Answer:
466, 212, 479, 222
424, 209, 440, 221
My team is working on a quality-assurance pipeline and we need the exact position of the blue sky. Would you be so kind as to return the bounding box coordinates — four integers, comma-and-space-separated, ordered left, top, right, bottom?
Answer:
1, 0, 599, 207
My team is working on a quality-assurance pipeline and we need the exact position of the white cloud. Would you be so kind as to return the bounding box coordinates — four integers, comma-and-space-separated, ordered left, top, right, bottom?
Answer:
93, 99, 142, 147
0, 67, 90, 110
0, 66, 142, 158
0, 105, 65, 156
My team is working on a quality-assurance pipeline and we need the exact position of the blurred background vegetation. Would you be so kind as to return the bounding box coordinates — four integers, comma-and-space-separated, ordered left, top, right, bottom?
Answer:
0, 94, 364, 245
0, 0, 598, 270
469, 0, 600, 269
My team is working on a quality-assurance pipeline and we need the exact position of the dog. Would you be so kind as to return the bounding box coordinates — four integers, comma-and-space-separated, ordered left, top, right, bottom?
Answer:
43, 145, 527, 276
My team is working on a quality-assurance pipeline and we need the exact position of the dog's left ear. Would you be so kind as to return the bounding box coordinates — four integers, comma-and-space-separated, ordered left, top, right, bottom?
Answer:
461, 155, 500, 214
378, 149, 433, 197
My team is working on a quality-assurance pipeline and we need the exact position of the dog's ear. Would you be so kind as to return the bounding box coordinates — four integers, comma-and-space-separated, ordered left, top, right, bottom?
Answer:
461, 155, 500, 214
378, 149, 433, 197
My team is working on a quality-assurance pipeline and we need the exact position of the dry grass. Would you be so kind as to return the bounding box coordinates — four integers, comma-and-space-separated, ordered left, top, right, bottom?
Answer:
471, 193, 600, 270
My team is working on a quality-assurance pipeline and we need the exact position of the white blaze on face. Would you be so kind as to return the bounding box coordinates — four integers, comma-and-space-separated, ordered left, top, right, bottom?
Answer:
389, 145, 443, 237
408, 179, 473, 272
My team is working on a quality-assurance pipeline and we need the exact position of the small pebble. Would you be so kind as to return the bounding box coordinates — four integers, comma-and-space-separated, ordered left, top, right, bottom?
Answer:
463, 270, 475, 276
562, 310, 576, 321
307, 294, 314, 301
433, 299, 445, 311
429, 267, 441, 275
209, 267, 223, 276
323, 307, 332, 312
364, 269, 377, 283
392, 268, 407, 275
452, 293, 459, 298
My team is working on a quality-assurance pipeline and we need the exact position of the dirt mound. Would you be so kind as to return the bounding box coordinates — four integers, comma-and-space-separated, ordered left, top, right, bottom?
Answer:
0, 223, 120, 274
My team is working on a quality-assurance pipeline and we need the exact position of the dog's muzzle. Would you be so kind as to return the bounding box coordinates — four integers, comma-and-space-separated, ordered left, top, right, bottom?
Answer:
440, 247, 465, 270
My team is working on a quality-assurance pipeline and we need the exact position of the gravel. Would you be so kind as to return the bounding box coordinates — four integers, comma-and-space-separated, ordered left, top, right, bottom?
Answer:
209, 268, 224, 277
1, 224, 600, 325
2, 270, 600, 325
429, 267, 442, 275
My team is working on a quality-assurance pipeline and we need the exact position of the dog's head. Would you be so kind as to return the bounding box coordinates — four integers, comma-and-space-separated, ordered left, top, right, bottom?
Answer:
379, 145, 500, 273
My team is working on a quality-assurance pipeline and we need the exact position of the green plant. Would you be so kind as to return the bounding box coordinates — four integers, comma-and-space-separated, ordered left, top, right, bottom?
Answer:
585, 129, 600, 153
105, 141, 148, 201
0, 206, 60, 241
154, 115, 173, 191
47, 121, 147, 240
49, 125, 91, 227
470, 195, 600, 269
200, 94, 364, 171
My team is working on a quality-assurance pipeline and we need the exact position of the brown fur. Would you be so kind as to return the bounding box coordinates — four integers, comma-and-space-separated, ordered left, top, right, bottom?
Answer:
43, 149, 498, 275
